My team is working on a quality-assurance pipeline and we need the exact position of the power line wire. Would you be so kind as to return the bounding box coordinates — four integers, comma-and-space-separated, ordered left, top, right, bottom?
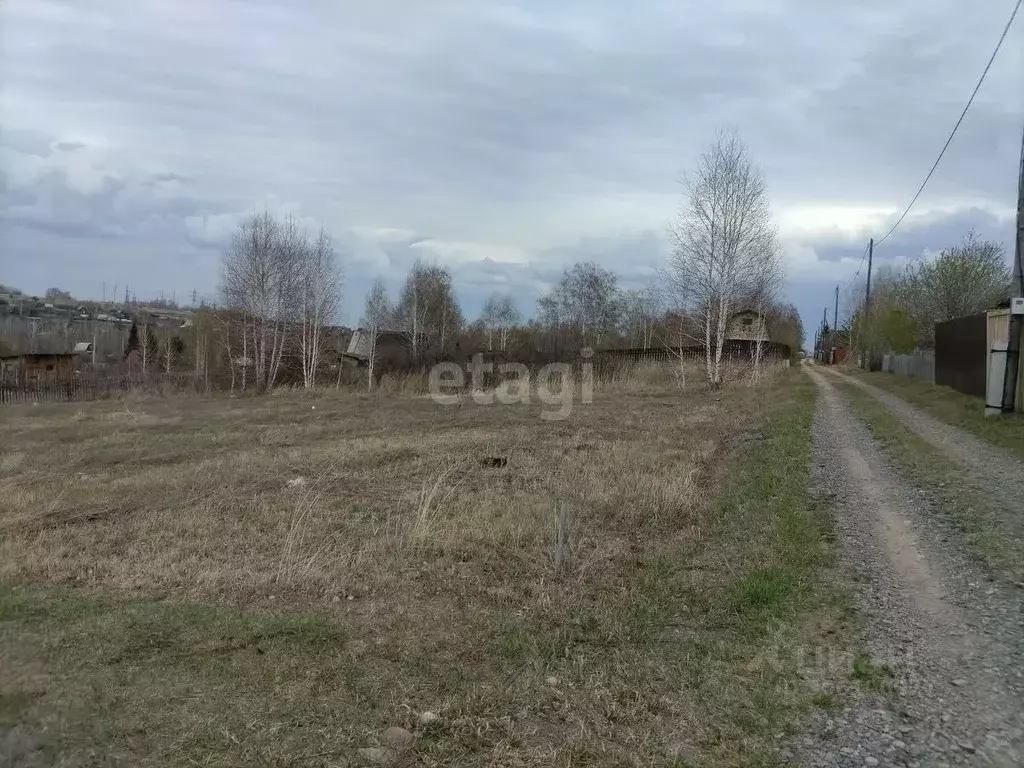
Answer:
874, 0, 1023, 247
844, 242, 871, 291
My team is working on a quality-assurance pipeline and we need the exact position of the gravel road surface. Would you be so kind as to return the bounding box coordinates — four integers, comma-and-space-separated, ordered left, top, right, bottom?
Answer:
823, 368, 1024, 521
788, 368, 1024, 767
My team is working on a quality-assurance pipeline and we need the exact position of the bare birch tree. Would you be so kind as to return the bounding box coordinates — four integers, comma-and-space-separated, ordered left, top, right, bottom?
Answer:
161, 332, 174, 375
668, 132, 778, 388
213, 310, 238, 392
220, 211, 304, 392
298, 226, 342, 389
221, 212, 277, 391
138, 319, 156, 375
538, 261, 621, 346
748, 261, 783, 384
194, 329, 209, 391
395, 261, 462, 358
481, 293, 521, 351
621, 286, 661, 348
481, 294, 500, 352
362, 279, 390, 390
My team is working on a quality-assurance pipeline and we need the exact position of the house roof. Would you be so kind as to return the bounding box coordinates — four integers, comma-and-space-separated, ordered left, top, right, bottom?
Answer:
346, 329, 409, 358
73, 341, 94, 353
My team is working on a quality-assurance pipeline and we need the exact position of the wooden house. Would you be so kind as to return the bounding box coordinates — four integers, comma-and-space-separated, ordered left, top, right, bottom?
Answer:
0, 352, 76, 381
726, 310, 770, 343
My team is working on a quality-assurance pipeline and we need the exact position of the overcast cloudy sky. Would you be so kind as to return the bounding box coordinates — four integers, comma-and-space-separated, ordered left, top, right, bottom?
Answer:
2, 0, 1021, 338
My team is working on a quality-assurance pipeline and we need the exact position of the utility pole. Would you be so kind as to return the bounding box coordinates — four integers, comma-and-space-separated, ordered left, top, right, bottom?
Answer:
823, 307, 830, 364
863, 237, 875, 371
834, 284, 839, 330
1001, 122, 1024, 413
864, 238, 874, 312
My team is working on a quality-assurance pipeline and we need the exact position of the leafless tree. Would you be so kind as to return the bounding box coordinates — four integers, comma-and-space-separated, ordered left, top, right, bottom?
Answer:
213, 310, 239, 392
221, 212, 280, 391
194, 329, 209, 391
747, 260, 783, 384
395, 260, 462, 357
161, 332, 174, 375
538, 261, 621, 346
221, 212, 316, 391
298, 226, 342, 389
621, 286, 661, 348
667, 132, 779, 387
362, 279, 390, 390
481, 293, 521, 351
138, 319, 154, 374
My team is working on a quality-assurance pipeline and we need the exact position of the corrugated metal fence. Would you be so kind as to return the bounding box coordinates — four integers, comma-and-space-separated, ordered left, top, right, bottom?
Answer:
878, 311, 1023, 410
935, 313, 988, 398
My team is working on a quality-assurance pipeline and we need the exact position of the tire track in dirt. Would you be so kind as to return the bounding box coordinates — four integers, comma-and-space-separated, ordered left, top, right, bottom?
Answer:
821, 367, 1024, 520
789, 368, 1024, 767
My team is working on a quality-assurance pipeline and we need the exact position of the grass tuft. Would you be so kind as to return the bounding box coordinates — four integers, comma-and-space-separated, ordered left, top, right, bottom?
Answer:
850, 651, 894, 693
729, 567, 799, 617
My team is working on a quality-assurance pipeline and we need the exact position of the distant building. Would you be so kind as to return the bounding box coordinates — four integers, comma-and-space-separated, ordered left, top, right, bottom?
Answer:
726, 310, 770, 343
818, 329, 850, 365
345, 329, 410, 363
0, 352, 76, 380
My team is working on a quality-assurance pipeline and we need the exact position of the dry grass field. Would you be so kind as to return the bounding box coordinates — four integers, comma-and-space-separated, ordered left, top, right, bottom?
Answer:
0, 365, 843, 767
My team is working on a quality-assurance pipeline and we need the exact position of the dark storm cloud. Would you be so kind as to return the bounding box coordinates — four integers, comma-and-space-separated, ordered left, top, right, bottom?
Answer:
53, 140, 86, 152
0, 0, 1021, 331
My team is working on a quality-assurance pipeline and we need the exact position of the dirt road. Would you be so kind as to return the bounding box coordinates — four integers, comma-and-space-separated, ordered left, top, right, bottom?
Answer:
823, 367, 1024, 520
793, 368, 1024, 767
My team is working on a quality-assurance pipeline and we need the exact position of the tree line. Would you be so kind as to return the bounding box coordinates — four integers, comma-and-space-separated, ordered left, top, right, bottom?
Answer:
844, 230, 1012, 361
2, 132, 802, 392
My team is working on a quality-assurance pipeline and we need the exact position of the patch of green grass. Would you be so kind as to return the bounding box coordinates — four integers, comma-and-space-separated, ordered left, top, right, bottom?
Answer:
845, 369, 1024, 459
808, 691, 839, 711
0, 587, 360, 767
836, 380, 1024, 584
0, 691, 39, 727
850, 651, 893, 693
729, 567, 799, 617
663, 372, 849, 756
495, 620, 534, 663
713, 374, 835, 639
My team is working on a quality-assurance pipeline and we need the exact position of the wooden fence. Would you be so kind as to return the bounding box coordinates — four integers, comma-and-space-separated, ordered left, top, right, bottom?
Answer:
882, 350, 935, 384
595, 341, 791, 365
0, 374, 202, 405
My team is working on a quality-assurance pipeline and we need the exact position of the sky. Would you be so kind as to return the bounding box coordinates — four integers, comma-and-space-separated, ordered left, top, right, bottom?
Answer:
1, 0, 1022, 342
